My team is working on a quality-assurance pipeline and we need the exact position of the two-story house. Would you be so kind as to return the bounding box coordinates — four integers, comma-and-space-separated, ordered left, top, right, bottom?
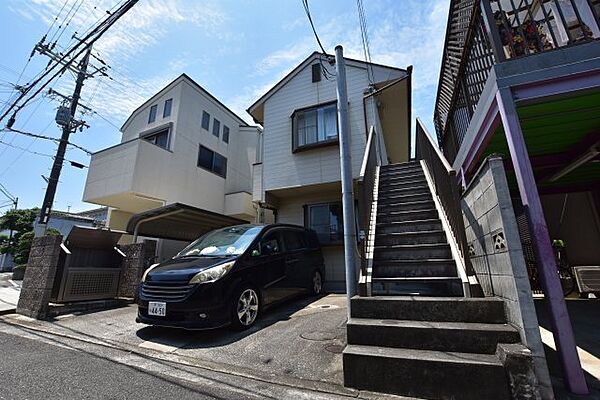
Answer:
247, 52, 412, 292
83, 74, 261, 260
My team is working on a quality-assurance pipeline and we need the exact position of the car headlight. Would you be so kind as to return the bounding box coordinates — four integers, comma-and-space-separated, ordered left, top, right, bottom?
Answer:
141, 263, 160, 283
189, 261, 235, 284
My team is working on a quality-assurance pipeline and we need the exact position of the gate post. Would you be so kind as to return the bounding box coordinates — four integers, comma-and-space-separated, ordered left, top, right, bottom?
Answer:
16, 235, 63, 319
118, 243, 146, 299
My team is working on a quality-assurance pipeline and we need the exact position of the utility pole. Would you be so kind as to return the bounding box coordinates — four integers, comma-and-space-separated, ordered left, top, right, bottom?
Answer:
34, 48, 92, 237
335, 45, 358, 316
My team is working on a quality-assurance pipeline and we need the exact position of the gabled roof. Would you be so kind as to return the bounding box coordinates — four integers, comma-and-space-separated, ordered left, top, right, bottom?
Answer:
247, 52, 408, 124
121, 73, 251, 132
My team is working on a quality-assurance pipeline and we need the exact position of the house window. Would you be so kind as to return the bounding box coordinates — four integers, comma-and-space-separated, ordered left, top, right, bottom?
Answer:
201, 111, 210, 130
223, 125, 229, 143
212, 119, 220, 138
197, 145, 227, 178
148, 104, 158, 123
143, 128, 169, 149
311, 64, 321, 82
292, 102, 338, 152
306, 203, 343, 244
163, 98, 173, 118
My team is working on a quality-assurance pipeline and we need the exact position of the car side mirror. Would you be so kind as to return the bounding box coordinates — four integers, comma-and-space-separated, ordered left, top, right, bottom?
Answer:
251, 249, 261, 257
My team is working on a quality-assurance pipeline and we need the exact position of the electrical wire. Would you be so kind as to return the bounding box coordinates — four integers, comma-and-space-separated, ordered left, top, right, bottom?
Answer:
302, 0, 328, 55
1, 128, 92, 155
0, 139, 87, 167
356, 0, 375, 85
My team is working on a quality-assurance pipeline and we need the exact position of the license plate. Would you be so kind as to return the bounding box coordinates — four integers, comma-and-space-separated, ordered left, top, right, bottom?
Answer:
148, 301, 166, 317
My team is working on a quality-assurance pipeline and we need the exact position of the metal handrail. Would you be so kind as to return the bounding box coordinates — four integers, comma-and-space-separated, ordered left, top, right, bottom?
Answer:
416, 118, 475, 294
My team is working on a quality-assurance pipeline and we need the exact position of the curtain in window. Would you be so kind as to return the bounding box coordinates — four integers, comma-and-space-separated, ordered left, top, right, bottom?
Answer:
319, 104, 338, 140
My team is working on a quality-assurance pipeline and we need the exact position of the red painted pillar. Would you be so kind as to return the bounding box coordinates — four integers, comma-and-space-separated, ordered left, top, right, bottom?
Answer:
496, 87, 588, 394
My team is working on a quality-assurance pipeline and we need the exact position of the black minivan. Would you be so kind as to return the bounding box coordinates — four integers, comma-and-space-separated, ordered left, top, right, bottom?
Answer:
136, 224, 325, 330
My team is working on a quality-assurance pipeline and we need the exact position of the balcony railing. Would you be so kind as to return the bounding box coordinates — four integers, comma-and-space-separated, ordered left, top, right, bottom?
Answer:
435, 0, 600, 163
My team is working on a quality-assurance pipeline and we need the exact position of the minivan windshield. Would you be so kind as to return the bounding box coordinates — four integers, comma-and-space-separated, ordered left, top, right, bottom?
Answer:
176, 225, 263, 257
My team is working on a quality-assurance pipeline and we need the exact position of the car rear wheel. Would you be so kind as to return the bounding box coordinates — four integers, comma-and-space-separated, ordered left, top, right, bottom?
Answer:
231, 286, 259, 330
310, 270, 323, 296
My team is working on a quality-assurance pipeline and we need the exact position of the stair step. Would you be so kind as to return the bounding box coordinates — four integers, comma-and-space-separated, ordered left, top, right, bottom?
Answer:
377, 219, 442, 234
377, 200, 434, 213
374, 243, 452, 260
380, 163, 423, 173
372, 258, 457, 277
380, 184, 430, 196
379, 170, 425, 181
350, 296, 507, 323
375, 229, 445, 245
377, 209, 439, 223
372, 277, 464, 296
347, 318, 520, 354
378, 192, 432, 205
343, 345, 510, 400
379, 177, 426, 188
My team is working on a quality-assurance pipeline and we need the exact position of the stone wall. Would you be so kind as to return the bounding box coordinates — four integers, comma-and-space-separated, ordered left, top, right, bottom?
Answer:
117, 243, 146, 298
461, 156, 552, 399
16, 235, 63, 319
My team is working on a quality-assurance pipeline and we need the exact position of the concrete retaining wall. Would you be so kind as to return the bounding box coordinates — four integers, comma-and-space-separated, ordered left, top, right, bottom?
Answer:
461, 156, 552, 399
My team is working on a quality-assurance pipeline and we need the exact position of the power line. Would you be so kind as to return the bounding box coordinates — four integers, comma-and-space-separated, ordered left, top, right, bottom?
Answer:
1, 127, 92, 155
0, 139, 88, 167
302, 0, 328, 55
356, 0, 375, 85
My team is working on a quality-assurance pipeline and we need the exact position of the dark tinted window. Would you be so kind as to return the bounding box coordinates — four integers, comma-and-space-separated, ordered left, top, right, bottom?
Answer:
212, 119, 220, 137
311, 63, 321, 82
143, 128, 169, 149
197, 145, 213, 170
201, 111, 210, 130
307, 203, 343, 244
261, 232, 281, 255
284, 230, 307, 251
197, 145, 227, 178
148, 104, 157, 123
223, 126, 229, 143
163, 98, 173, 118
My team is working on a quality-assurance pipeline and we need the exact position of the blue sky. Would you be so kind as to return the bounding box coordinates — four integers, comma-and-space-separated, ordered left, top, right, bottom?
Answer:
0, 0, 449, 213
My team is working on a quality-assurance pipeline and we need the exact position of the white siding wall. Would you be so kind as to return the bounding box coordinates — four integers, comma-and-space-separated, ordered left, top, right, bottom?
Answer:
261, 61, 404, 192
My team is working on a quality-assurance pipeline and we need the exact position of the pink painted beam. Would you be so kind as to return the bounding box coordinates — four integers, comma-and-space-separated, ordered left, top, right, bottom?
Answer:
497, 87, 588, 395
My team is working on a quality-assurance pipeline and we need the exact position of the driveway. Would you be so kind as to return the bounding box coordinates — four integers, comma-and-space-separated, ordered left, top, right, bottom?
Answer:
1, 294, 357, 395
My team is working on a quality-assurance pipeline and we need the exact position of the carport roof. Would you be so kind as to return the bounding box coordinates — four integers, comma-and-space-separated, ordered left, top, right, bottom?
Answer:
126, 203, 247, 242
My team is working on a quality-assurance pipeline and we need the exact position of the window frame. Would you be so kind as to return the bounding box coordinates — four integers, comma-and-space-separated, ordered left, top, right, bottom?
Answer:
148, 104, 158, 124
201, 111, 210, 130
197, 144, 227, 178
212, 118, 220, 138
223, 125, 230, 143
304, 202, 344, 246
291, 100, 339, 153
140, 124, 172, 150
163, 98, 173, 118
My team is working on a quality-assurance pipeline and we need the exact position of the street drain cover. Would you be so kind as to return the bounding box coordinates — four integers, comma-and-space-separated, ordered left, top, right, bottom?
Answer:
300, 331, 337, 341
324, 344, 344, 354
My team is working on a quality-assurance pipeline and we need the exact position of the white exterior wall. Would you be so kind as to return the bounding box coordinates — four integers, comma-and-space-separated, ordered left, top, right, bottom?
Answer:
84, 76, 259, 221
261, 61, 404, 192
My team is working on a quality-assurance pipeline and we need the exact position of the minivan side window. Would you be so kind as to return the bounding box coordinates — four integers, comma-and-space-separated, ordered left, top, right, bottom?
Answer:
260, 232, 281, 255
283, 230, 307, 251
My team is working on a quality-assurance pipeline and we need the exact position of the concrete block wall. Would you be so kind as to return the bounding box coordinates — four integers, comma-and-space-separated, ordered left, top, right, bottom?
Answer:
16, 235, 63, 319
461, 156, 552, 399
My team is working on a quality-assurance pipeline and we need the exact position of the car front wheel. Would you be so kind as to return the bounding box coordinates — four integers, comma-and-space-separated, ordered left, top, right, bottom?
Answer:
231, 286, 259, 330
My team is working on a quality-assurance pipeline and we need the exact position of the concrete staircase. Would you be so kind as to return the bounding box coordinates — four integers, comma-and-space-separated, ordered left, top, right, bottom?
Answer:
343, 297, 519, 399
373, 161, 463, 296
344, 161, 520, 399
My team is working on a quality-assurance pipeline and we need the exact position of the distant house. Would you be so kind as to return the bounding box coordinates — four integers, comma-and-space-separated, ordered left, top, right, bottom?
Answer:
83, 74, 262, 261
247, 52, 412, 291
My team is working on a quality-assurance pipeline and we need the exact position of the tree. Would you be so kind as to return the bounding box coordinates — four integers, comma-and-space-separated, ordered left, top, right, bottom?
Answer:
0, 208, 38, 257
13, 228, 60, 265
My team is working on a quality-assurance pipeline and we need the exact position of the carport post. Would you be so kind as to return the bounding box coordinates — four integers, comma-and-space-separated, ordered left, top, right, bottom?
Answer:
497, 87, 588, 395
335, 45, 358, 318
